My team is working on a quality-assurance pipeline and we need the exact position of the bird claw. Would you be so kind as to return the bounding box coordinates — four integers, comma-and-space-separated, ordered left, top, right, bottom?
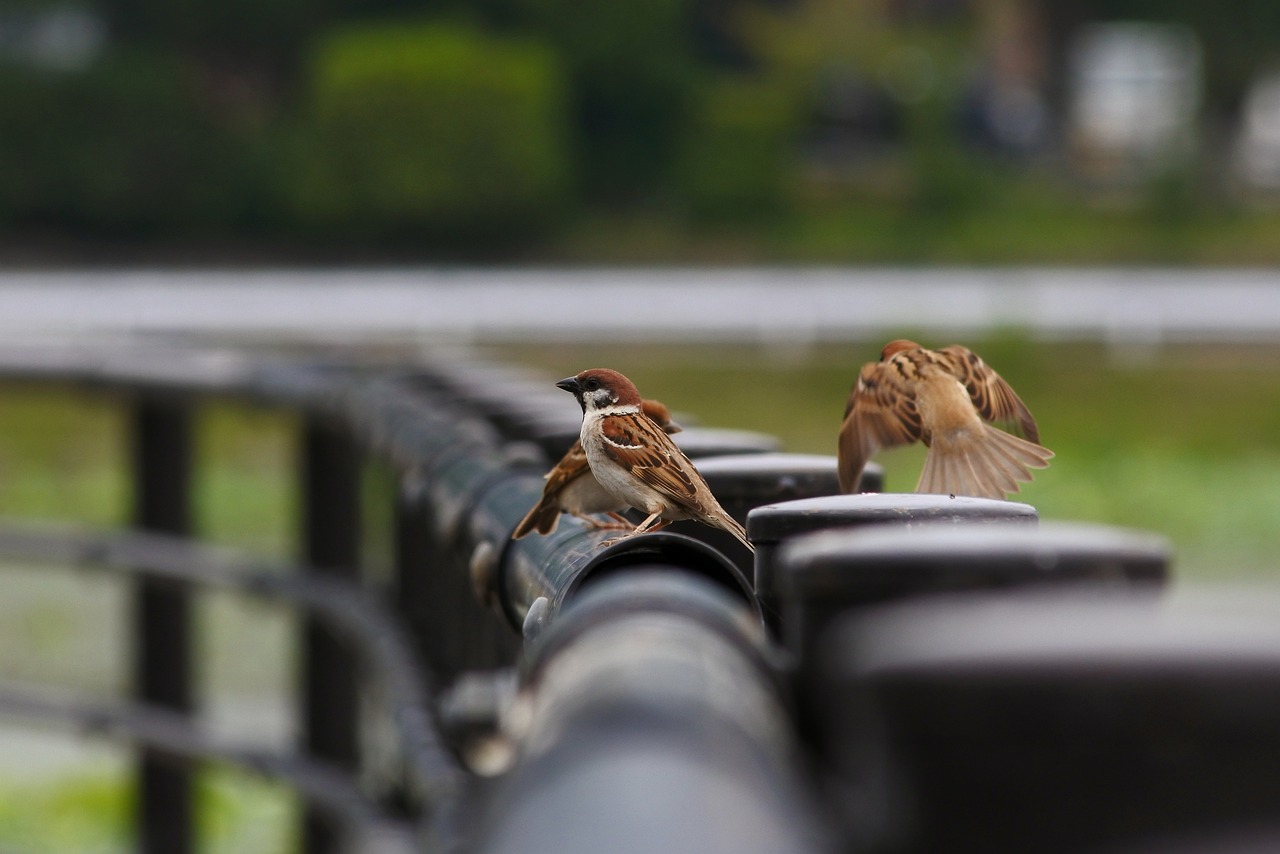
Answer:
581, 518, 631, 531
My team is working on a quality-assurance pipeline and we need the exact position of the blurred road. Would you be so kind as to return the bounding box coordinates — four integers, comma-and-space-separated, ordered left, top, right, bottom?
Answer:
0, 267, 1277, 343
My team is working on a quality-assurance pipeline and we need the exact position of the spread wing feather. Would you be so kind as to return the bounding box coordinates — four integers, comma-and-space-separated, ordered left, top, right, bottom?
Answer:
936, 345, 1039, 442
838, 361, 924, 491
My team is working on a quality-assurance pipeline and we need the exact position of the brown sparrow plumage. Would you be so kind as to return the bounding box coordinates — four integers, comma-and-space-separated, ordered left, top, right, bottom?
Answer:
838, 339, 1053, 499
556, 368, 754, 552
513, 398, 682, 538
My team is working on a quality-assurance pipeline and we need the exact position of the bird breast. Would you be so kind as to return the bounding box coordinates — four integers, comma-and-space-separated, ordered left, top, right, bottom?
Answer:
580, 415, 683, 518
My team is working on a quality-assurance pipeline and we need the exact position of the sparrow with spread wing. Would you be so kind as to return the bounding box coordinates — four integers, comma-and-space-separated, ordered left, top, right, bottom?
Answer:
513, 398, 681, 538
556, 368, 753, 552
838, 339, 1053, 499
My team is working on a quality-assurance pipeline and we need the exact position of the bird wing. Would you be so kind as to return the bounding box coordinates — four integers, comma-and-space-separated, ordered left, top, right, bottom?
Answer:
599, 412, 709, 516
513, 442, 591, 538
542, 441, 591, 493
838, 359, 923, 491
936, 345, 1040, 442
640, 398, 682, 434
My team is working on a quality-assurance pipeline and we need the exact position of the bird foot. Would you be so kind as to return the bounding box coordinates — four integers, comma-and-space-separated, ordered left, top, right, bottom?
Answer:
598, 531, 639, 548
579, 517, 632, 531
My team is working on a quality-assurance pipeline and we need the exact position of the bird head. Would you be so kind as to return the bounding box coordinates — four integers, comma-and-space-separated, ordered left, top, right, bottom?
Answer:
881, 339, 923, 360
556, 368, 643, 413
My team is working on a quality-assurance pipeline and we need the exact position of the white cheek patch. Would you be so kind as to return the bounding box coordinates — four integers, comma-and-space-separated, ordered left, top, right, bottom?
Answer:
587, 389, 616, 409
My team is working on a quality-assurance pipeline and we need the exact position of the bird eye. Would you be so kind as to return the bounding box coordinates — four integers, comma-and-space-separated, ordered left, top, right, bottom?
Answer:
584, 378, 600, 391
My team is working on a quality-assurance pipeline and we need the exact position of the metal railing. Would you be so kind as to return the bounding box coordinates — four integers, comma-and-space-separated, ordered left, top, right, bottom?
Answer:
3, 339, 1279, 854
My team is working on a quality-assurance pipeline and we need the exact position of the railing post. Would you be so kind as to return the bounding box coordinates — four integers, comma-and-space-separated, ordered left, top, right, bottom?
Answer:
300, 415, 362, 854
131, 395, 195, 854
394, 478, 437, 676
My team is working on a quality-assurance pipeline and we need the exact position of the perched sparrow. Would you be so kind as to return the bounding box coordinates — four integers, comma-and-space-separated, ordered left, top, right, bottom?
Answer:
838, 339, 1053, 499
556, 368, 754, 552
513, 399, 682, 539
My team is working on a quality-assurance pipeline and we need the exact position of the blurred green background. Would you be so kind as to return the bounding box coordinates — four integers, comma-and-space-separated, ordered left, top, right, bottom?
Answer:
4, 0, 1280, 850
4, 0, 1280, 262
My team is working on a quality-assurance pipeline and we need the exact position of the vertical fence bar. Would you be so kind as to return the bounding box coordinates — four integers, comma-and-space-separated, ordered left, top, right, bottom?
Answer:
300, 415, 362, 853
394, 475, 521, 686
394, 481, 436, 677
131, 395, 195, 854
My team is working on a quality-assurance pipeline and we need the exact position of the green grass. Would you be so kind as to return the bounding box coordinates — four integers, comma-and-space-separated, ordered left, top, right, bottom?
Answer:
0, 773, 131, 853
553, 192, 1280, 265
0, 768, 294, 854
0, 387, 296, 552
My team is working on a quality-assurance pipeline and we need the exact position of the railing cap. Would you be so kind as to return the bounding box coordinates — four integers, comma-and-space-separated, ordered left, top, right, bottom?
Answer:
748, 492, 1037, 545
778, 520, 1170, 597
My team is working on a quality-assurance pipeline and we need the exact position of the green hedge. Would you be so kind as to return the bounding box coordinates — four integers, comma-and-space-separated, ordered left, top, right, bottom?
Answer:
515, 0, 697, 198
0, 53, 259, 233
676, 78, 798, 220
288, 23, 571, 244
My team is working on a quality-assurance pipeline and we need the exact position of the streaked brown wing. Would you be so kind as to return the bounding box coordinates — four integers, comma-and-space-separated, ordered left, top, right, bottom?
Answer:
513, 442, 591, 538
600, 413, 708, 516
542, 442, 590, 495
937, 345, 1039, 442
838, 360, 923, 491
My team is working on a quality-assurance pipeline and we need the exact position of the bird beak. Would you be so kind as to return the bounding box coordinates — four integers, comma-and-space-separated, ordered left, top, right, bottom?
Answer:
556, 376, 580, 394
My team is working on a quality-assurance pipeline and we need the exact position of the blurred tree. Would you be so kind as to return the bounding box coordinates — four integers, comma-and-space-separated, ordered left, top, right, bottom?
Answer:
286, 23, 571, 247
514, 0, 700, 201
0, 51, 260, 232
735, 0, 885, 95
99, 0, 330, 144
677, 77, 798, 219
103, 0, 326, 61
733, 0, 987, 211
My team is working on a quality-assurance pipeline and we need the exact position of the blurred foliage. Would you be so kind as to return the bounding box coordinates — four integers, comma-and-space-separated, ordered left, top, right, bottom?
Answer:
2, 0, 1280, 256
0, 52, 262, 234
107, 0, 323, 60
677, 77, 798, 220
285, 23, 570, 246
514, 0, 699, 200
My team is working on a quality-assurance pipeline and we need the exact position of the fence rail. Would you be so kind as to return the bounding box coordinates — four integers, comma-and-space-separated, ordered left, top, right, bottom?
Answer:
1, 338, 1277, 854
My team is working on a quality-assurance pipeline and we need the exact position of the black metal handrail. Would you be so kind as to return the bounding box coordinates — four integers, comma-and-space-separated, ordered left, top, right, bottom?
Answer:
0, 341, 789, 854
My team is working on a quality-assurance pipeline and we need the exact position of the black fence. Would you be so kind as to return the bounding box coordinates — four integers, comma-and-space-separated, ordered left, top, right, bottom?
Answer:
2, 340, 1279, 854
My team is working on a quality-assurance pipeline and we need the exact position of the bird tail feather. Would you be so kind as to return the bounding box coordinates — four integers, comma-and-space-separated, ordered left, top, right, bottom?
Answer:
917, 424, 1053, 500
513, 499, 559, 539
716, 512, 755, 553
